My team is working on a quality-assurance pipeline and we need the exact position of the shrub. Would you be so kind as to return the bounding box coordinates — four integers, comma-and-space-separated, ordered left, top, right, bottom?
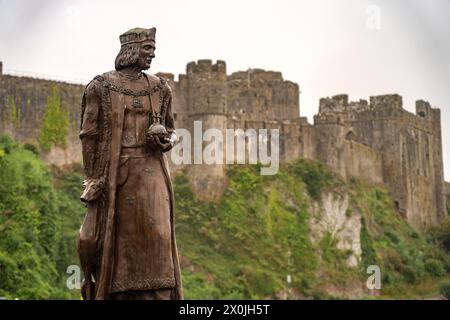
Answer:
291, 159, 334, 200
0, 135, 15, 154
360, 217, 379, 270
24, 143, 39, 155
402, 265, 418, 284
430, 216, 450, 253
424, 259, 446, 278
439, 280, 450, 299
385, 228, 400, 244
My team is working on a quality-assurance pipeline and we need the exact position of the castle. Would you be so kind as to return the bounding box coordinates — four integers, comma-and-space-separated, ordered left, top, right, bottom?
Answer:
0, 60, 448, 230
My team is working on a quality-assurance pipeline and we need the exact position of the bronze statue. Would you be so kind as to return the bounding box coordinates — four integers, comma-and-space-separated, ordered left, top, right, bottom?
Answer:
77, 27, 183, 300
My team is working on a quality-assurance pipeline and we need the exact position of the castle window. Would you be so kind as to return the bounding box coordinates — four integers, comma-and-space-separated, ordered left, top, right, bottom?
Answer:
345, 131, 354, 140
173, 112, 177, 121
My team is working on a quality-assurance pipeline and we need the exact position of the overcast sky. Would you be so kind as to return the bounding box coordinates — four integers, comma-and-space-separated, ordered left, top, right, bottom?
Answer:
1, 0, 449, 180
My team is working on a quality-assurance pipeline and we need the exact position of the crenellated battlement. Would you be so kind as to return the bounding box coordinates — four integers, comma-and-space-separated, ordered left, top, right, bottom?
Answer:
228, 69, 283, 82
317, 93, 440, 127
226, 69, 299, 122
370, 94, 403, 109
415, 99, 440, 119
319, 94, 404, 114
319, 94, 349, 113
186, 59, 227, 75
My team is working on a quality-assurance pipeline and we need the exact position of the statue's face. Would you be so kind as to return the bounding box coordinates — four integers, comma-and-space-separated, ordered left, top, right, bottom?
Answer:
137, 40, 156, 70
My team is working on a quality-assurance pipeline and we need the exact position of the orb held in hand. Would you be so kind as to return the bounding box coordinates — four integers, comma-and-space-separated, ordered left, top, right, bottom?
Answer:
147, 115, 169, 141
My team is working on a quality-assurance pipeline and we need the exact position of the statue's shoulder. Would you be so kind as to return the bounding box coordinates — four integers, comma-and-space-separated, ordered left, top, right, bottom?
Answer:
85, 70, 117, 91
87, 70, 116, 83
144, 73, 172, 94
100, 70, 120, 82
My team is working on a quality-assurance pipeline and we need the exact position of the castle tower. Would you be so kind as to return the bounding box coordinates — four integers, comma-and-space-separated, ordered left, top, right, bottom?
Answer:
311, 93, 446, 230
185, 60, 228, 200
415, 100, 446, 224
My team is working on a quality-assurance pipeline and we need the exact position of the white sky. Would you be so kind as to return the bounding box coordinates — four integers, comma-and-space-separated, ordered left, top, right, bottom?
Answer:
1, 0, 449, 180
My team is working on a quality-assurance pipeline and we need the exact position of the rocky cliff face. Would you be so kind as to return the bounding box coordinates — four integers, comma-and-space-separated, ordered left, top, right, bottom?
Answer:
310, 193, 362, 268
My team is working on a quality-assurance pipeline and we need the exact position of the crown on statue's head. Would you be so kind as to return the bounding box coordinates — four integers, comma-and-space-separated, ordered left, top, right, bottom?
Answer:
119, 27, 156, 46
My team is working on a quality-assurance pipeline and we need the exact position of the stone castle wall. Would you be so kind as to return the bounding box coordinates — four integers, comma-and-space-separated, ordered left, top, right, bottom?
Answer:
0, 72, 84, 166
0, 60, 447, 230
445, 182, 450, 214
311, 94, 446, 229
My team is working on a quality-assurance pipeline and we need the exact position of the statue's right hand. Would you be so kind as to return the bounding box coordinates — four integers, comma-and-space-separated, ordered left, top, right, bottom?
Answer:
146, 134, 172, 152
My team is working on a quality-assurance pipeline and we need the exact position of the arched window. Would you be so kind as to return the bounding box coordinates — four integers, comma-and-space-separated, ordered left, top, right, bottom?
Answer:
345, 131, 354, 140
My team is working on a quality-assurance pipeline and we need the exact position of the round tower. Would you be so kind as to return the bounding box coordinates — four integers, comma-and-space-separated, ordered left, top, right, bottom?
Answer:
185, 59, 228, 200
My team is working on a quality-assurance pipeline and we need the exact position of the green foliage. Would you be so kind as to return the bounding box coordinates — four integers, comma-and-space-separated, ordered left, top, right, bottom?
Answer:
0, 135, 84, 299
38, 85, 69, 152
7, 95, 20, 129
349, 181, 450, 296
289, 159, 336, 200
24, 143, 40, 155
439, 280, 450, 299
430, 216, 450, 253
175, 164, 318, 299
318, 231, 354, 285
181, 270, 222, 300
424, 259, 446, 278
2, 95, 20, 129
360, 216, 380, 270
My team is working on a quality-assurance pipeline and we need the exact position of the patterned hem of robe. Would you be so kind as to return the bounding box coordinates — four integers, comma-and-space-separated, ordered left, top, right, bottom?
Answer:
110, 277, 176, 293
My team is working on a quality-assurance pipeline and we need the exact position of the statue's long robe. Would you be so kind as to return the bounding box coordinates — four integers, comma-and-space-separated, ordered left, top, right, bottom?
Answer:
78, 70, 183, 300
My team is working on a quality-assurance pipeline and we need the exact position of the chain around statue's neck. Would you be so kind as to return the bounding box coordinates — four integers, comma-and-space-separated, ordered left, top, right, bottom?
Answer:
118, 70, 143, 81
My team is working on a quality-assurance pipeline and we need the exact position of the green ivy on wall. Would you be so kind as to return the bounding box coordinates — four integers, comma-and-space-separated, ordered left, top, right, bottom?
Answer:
2, 95, 20, 129
38, 85, 69, 152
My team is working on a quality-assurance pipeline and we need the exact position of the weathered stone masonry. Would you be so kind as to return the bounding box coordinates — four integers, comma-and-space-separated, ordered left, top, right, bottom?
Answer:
0, 68, 84, 166
0, 60, 447, 230
311, 94, 446, 229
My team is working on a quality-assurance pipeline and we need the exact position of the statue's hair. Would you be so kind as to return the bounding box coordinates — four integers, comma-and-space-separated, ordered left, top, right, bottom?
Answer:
114, 43, 140, 71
